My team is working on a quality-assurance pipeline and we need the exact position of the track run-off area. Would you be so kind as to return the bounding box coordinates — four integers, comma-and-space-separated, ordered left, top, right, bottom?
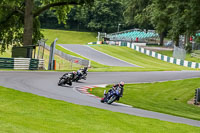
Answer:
0, 71, 200, 127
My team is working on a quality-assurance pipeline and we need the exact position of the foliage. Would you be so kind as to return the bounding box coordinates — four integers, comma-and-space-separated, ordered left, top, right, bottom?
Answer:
123, 0, 152, 29
39, 9, 65, 29
195, 36, 200, 44
67, 0, 124, 33
124, 0, 200, 46
185, 43, 192, 53
0, 0, 93, 53
0, 0, 24, 52
88, 0, 124, 32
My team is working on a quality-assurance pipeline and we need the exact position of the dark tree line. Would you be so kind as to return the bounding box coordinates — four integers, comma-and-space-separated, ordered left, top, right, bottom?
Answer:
39, 0, 125, 33
0, 0, 93, 54
1, 0, 200, 53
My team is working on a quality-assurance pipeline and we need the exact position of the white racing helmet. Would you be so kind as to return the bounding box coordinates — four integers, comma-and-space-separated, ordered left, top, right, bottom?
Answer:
119, 81, 125, 87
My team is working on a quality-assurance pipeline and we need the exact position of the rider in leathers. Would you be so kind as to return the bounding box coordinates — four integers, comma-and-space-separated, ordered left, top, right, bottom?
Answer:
62, 71, 76, 85
103, 81, 124, 102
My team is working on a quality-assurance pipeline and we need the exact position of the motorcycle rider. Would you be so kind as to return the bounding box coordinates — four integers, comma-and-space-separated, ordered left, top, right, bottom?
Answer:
112, 81, 124, 97
76, 69, 83, 80
76, 67, 88, 81
101, 81, 124, 102
62, 71, 77, 85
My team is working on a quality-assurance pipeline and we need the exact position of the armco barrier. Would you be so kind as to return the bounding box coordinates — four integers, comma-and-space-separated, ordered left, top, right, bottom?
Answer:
88, 41, 200, 69
43, 44, 90, 67
0, 57, 44, 70
0, 57, 14, 69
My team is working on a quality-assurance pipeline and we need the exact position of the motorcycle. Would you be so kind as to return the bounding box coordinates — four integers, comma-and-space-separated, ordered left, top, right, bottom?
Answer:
73, 67, 88, 82
58, 73, 73, 86
100, 87, 121, 104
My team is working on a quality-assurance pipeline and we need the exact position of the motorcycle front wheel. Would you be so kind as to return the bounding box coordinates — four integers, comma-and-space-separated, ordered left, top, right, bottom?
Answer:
107, 95, 117, 104
58, 78, 65, 86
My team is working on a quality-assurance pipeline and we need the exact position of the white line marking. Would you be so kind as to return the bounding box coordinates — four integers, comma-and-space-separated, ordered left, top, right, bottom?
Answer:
87, 46, 141, 67
58, 44, 106, 66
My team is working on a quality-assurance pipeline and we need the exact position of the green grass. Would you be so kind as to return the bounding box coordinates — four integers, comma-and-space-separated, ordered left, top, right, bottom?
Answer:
89, 78, 200, 120
91, 45, 195, 71
1, 29, 199, 71
42, 29, 97, 45
158, 51, 200, 63
1, 44, 196, 71
1, 86, 200, 132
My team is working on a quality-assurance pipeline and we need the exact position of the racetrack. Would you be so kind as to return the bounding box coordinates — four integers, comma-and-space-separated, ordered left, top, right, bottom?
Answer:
58, 44, 139, 67
0, 71, 200, 127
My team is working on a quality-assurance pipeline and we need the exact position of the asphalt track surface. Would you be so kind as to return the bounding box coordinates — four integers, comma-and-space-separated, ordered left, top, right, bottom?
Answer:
1, 71, 200, 127
58, 44, 139, 67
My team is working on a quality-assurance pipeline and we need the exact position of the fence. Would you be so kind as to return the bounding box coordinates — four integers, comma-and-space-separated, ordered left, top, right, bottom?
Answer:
0, 57, 44, 70
40, 43, 90, 67
173, 46, 186, 60
106, 29, 158, 43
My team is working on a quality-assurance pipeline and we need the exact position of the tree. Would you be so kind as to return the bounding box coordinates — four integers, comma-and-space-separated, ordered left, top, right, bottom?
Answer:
67, 0, 124, 33
148, 0, 170, 46
0, 0, 93, 54
123, 0, 200, 46
150, 0, 200, 46
123, 0, 152, 29
87, 0, 124, 32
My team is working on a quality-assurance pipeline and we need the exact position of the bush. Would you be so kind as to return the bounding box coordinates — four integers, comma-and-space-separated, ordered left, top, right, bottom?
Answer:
186, 43, 192, 53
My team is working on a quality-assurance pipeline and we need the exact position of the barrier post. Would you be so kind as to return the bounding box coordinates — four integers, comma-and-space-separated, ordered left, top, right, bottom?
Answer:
53, 60, 56, 70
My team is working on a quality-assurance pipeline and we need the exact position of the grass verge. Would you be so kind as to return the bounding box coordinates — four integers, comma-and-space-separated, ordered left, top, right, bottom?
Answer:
42, 29, 97, 45
0, 86, 200, 132
91, 45, 197, 71
157, 51, 200, 63
89, 78, 200, 120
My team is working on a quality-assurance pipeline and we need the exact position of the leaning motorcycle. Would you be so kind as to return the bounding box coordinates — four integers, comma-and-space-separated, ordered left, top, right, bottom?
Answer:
100, 87, 121, 104
58, 73, 72, 86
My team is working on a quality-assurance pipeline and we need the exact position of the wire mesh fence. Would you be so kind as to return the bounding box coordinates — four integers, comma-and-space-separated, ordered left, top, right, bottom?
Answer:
35, 40, 90, 70
173, 45, 186, 60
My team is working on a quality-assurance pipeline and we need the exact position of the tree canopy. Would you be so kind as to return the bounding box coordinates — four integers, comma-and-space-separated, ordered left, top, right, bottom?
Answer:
0, 0, 93, 53
66, 0, 124, 33
124, 0, 200, 46
1, 0, 200, 53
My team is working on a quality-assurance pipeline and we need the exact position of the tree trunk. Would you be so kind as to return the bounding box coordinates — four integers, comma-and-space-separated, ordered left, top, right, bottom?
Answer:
186, 32, 191, 46
184, 33, 187, 46
175, 36, 179, 46
23, 0, 33, 46
159, 32, 164, 46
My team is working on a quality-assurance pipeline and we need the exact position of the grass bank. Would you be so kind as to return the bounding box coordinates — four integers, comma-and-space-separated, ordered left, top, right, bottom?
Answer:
157, 51, 200, 63
0, 86, 200, 132
91, 45, 195, 71
42, 29, 97, 45
89, 78, 200, 120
